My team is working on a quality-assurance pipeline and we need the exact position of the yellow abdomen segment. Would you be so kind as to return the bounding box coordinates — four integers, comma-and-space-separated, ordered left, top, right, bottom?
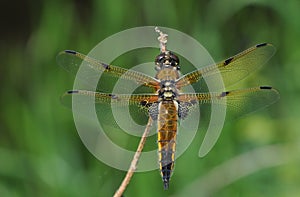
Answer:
157, 100, 178, 190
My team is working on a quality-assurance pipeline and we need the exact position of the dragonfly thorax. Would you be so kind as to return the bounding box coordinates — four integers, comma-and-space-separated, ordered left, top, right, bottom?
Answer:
155, 51, 181, 101
158, 80, 178, 101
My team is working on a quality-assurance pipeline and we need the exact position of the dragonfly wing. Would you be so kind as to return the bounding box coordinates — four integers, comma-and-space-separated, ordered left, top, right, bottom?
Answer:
57, 50, 160, 90
61, 90, 159, 112
176, 43, 275, 89
178, 86, 280, 120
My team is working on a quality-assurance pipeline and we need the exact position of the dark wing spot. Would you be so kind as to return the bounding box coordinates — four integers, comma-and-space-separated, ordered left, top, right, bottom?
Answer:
140, 100, 148, 106
67, 90, 79, 94
260, 86, 272, 90
220, 91, 229, 97
65, 50, 77, 54
256, 43, 267, 47
224, 57, 233, 66
102, 63, 110, 70
109, 94, 118, 99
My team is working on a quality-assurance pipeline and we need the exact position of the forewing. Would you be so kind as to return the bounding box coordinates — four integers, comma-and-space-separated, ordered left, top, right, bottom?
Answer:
176, 43, 275, 89
56, 50, 160, 91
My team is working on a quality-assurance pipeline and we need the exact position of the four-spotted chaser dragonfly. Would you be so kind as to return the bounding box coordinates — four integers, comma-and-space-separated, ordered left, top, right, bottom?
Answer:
57, 39, 279, 190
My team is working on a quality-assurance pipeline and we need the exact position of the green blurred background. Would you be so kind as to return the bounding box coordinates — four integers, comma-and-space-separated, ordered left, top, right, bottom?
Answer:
1, 0, 300, 196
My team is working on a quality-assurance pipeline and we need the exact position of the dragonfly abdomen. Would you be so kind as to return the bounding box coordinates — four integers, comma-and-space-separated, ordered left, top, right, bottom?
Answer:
157, 100, 178, 190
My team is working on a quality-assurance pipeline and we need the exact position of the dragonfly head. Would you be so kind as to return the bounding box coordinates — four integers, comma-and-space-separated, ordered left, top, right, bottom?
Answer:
155, 51, 180, 71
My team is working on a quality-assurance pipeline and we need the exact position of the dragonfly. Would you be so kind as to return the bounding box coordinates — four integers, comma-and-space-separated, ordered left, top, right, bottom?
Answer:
57, 31, 279, 190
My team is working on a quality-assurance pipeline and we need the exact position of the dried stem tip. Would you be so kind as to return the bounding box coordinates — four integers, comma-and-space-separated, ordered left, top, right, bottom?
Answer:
155, 27, 168, 53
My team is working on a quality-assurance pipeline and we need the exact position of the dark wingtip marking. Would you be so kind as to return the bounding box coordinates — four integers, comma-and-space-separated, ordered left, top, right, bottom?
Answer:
256, 43, 267, 48
224, 57, 234, 66
65, 50, 77, 54
260, 86, 272, 90
67, 90, 79, 94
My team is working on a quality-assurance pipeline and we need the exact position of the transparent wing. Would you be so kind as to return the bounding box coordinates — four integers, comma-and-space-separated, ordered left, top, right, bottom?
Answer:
61, 90, 159, 109
176, 43, 275, 89
178, 86, 280, 120
57, 50, 160, 90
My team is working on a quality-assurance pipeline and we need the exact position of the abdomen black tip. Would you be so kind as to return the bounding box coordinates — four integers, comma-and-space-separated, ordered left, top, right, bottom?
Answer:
163, 181, 169, 190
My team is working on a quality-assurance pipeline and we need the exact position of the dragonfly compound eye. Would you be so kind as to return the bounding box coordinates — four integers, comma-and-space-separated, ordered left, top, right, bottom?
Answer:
169, 53, 179, 66
155, 53, 166, 65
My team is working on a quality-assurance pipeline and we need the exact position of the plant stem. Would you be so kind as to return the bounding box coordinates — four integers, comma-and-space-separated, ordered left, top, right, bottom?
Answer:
113, 117, 153, 197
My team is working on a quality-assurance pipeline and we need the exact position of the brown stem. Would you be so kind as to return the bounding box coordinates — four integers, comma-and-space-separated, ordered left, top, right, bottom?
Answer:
113, 117, 153, 197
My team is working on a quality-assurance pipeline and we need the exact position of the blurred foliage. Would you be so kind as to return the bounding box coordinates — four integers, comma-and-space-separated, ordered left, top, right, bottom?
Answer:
1, 0, 300, 196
